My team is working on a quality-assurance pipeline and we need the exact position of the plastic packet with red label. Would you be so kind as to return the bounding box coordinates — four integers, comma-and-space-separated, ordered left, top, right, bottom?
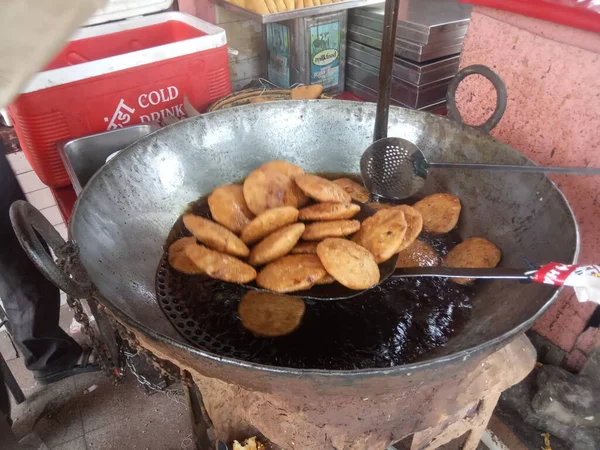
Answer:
530, 262, 600, 303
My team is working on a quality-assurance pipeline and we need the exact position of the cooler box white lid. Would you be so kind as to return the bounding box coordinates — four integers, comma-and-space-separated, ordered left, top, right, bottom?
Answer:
87, 0, 174, 25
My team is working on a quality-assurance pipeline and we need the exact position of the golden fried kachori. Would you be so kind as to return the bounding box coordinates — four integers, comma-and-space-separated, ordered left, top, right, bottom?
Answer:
413, 193, 461, 234
290, 241, 319, 255
298, 202, 360, 221
316, 238, 380, 289
260, 160, 305, 177
395, 240, 440, 268
243, 166, 308, 215
167, 237, 203, 274
256, 254, 327, 293
240, 206, 299, 245
314, 273, 336, 284
208, 184, 254, 233
332, 178, 370, 203
392, 205, 423, 252
367, 202, 392, 211
294, 174, 352, 204
302, 219, 360, 241
237, 291, 306, 337
185, 244, 256, 283
248, 223, 305, 266
183, 214, 250, 258
444, 237, 501, 284
352, 208, 407, 263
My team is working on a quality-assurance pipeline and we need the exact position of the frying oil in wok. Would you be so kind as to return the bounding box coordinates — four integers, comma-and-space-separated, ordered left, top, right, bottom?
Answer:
158, 174, 474, 370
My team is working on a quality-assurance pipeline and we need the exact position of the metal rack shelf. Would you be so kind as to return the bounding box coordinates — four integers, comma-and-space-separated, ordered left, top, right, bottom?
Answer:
213, 0, 384, 23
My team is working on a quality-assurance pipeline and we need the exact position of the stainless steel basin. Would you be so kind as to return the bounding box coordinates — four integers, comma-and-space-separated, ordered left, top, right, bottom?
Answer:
58, 124, 160, 195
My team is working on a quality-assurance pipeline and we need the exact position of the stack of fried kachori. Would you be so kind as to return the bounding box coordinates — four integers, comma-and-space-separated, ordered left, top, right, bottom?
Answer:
167, 161, 501, 294
165, 162, 503, 337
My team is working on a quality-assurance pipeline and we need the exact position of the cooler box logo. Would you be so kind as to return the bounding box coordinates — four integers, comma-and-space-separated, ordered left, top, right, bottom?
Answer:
102, 85, 186, 130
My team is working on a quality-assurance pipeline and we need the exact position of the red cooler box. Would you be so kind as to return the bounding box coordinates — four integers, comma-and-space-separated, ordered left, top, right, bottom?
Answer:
8, 12, 231, 187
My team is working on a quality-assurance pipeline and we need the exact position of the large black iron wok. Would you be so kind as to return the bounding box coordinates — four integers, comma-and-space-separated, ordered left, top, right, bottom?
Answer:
11, 83, 578, 396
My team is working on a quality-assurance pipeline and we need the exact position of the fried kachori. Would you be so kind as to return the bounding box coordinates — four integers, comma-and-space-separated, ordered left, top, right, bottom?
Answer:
294, 174, 352, 204
167, 237, 203, 274
240, 206, 299, 245
248, 223, 305, 266
208, 184, 254, 233
298, 202, 360, 221
367, 202, 392, 211
332, 178, 370, 203
395, 240, 440, 268
352, 208, 407, 263
290, 241, 319, 255
316, 238, 380, 290
256, 254, 327, 293
392, 205, 423, 252
243, 166, 308, 215
444, 237, 501, 284
185, 244, 256, 283
260, 160, 305, 177
413, 193, 461, 234
183, 214, 250, 258
302, 219, 360, 241
315, 273, 336, 284
237, 291, 306, 337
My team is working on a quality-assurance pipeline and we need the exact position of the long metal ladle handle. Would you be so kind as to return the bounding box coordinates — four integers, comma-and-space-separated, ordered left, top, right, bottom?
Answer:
393, 263, 600, 295
393, 267, 530, 280
428, 161, 600, 176
373, 0, 401, 141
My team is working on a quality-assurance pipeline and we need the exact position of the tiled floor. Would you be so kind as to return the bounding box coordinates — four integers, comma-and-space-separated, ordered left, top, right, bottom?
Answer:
5, 306, 192, 450
8, 358, 192, 450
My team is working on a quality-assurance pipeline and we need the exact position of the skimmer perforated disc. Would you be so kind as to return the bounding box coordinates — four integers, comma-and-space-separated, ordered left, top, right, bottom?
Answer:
360, 137, 428, 199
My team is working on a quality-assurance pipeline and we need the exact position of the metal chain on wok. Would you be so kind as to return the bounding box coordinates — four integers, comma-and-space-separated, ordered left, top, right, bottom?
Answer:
56, 241, 183, 388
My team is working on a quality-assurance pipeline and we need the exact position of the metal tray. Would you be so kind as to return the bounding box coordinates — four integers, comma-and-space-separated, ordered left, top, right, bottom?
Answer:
345, 78, 446, 112
350, 1, 471, 45
348, 24, 464, 62
346, 57, 451, 108
213, 0, 384, 24
58, 124, 160, 195
347, 40, 459, 85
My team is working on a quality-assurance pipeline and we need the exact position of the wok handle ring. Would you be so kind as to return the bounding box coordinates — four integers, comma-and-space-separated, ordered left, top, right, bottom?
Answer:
9, 200, 93, 299
446, 64, 507, 133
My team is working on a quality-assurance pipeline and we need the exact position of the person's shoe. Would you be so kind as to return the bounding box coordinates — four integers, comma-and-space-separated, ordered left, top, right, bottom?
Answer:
33, 348, 100, 385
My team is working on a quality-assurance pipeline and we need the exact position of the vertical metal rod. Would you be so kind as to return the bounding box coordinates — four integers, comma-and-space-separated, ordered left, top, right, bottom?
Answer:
373, 0, 401, 141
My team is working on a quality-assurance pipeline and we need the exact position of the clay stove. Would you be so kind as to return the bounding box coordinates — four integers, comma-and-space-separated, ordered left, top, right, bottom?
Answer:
115, 315, 535, 450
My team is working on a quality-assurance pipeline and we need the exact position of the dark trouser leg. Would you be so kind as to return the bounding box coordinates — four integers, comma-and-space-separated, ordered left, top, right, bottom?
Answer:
0, 151, 81, 374
0, 365, 9, 420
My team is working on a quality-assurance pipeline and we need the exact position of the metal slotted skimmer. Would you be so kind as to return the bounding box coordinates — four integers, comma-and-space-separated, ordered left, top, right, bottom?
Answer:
360, 138, 427, 200
361, 136, 600, 200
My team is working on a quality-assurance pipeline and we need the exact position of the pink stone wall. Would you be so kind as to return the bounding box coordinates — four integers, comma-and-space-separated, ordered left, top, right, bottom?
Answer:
455, 7, 600, 354
178, 0, 216, 23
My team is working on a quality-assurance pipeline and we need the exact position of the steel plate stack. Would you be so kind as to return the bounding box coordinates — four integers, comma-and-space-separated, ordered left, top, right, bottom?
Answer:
346, 0, 472, 111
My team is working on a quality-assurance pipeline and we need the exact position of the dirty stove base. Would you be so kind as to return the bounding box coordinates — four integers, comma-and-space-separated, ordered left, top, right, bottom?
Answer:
123, 319, 535, 450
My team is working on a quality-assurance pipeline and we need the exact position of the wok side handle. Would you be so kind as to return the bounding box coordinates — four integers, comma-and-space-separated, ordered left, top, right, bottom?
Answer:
9, 200, 93, 298
446, 64, 507, 133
